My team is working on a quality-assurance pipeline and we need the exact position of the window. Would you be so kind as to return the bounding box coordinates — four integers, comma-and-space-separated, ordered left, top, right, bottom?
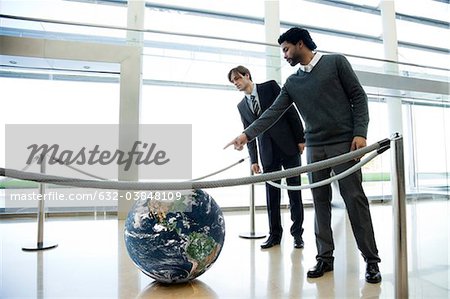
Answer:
0, 0, 448, 214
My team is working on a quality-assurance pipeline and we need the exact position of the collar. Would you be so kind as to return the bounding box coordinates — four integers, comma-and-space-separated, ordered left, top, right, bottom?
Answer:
299, 52, 322, 73
245, 83, 257, 100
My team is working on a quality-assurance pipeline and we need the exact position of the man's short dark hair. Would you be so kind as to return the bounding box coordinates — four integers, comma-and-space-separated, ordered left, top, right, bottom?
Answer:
227, 65, 252, 82
278, 27, 317, 50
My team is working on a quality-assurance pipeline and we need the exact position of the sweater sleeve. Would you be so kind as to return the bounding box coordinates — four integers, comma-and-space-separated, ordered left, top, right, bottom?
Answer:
336, 55, 369, 138
285, 106, 305, 144
244, 86, 294, 141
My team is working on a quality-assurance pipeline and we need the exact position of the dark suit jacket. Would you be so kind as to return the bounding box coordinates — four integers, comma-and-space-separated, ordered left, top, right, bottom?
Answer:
237, 80, 305, 168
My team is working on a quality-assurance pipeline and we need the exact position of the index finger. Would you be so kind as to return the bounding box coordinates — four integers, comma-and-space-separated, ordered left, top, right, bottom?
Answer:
223, 139, 235, 150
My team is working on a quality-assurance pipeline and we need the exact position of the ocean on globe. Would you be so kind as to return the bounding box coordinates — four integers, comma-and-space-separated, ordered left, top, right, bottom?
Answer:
124, 189, 225, 284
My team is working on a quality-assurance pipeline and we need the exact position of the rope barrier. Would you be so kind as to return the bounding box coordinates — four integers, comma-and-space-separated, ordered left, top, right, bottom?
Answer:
267, 150, 381, 190
190, 157, 249, 181
53, 156, 249, 182
0, 138, 390, 190
0, 155, 40, 183
51, 157, 108, 180
2, 155, 249, 184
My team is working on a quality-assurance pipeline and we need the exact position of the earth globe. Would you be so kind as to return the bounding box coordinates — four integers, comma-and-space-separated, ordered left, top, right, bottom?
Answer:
124, 189, 225, 284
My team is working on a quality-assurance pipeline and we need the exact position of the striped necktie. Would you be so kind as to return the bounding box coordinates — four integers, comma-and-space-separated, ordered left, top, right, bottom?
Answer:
251, 95, 260, 116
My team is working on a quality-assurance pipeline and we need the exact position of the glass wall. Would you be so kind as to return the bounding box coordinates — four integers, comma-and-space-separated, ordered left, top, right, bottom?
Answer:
0, 0, 448, 214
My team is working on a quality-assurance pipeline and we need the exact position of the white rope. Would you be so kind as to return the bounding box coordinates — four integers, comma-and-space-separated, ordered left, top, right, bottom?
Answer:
51, 157, 108, 180
266, 150, 379, 190
190, 157, 249, 181
0, 155, 40, 183
0, 139, 390, 190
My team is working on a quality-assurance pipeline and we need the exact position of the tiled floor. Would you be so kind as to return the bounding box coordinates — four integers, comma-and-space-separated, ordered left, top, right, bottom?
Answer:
0, 198, 449, 298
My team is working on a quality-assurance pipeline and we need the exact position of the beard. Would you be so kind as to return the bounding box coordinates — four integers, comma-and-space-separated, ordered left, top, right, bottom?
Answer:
287, 53, 301, 66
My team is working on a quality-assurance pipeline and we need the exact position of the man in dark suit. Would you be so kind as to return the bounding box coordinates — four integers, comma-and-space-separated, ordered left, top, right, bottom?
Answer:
227, 65, 306, 249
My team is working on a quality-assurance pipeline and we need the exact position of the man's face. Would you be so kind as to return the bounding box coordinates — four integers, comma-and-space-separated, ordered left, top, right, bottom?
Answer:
280, 41, 302, 66
230, 72, 251, 92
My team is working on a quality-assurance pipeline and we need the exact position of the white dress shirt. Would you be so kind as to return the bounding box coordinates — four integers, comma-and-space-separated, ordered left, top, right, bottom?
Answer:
300, 52, 323, 73
245, 83, 261, 114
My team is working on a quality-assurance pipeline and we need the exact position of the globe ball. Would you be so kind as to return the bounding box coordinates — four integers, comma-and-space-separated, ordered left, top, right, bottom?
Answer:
124, 189, 225, 284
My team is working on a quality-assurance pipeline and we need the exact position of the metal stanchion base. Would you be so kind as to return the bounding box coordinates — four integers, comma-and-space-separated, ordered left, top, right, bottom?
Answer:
22, 243, 58, 252
239, 232, 266, 239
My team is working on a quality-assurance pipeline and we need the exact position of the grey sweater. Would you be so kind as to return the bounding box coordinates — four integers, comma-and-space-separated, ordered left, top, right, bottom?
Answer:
244, 54, 369, 146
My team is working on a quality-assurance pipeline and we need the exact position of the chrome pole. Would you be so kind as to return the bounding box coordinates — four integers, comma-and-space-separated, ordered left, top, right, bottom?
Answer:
249, 173, 256, 233
22, 155, 58, 251
391, 133, 409, 298
37, 155, 46, 248
239, 166, 266, 239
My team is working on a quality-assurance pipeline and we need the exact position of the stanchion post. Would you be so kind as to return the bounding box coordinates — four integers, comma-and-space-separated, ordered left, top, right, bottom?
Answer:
391, 133, 408, 298
249, 173, 256, 233
239, 167, 266, 239
37, 156, 46, 247
22, 155, 58, 251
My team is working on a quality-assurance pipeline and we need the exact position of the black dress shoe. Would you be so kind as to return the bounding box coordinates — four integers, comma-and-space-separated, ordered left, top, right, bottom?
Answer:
307, 260, 334, 278
365, 263, 382, 283
294, 237, 304, 248
260, 236, 281, 249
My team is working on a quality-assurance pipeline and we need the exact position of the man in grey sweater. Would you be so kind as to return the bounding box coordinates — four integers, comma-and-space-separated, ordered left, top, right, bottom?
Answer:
225, 27, 381, 284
